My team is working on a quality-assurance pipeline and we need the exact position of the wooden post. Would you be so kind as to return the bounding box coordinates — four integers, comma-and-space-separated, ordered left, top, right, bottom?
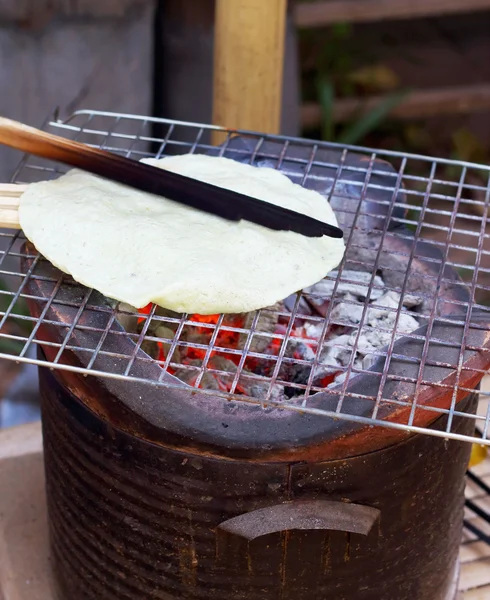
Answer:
212, 0, 287, 144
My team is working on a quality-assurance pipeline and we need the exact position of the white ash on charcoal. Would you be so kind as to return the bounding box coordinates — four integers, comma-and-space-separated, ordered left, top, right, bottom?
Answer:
248, 383, 286, 403
305, 270, 386, 302
303, 278, 422, 388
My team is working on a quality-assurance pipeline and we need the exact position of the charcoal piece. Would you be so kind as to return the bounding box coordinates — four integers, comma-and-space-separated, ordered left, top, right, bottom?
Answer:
330, 294, 364, 327
209, 356, 241, 392
402, 294, 424, 308
116, 302, 140, 332
148, 306, 182, 334
278, 338, 317, 383
249, 383, 285, 403
320, 334, 354, 368
141, 339, 160, 360
301, 320, 328, 340
285, 338, 316, 361
154, 325, 177, 354
208, 356, 271, 396
181, 330, 211, 347
208, 355, 238, 373
284, 293, 313, 317
238, 302, 286, 354
304, 271, 385, 316
173, 362, 221, 390
365, 291, 419, 335
153, 306, 182, 320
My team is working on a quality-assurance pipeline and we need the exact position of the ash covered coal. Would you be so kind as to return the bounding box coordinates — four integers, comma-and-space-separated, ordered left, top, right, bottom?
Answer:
300, 271, 421, 387
117, 270, 422, 401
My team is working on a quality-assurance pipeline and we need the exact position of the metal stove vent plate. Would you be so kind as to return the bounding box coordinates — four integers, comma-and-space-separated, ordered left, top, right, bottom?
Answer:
1, 109, 490, 447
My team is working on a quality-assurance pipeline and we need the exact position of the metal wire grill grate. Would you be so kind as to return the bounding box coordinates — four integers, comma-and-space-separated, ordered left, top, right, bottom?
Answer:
2, 109, 490, 446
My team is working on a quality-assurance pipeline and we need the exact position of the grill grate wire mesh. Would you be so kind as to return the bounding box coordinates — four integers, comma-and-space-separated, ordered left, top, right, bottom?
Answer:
1, 109, 490, 446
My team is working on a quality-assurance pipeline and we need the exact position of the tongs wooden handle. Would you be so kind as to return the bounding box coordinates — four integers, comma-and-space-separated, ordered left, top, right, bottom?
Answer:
0, 117, 344, 239
0, 183, 25, 229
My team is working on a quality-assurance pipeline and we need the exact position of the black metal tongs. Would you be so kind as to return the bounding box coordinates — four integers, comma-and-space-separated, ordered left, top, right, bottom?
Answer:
0, 117, 343, 239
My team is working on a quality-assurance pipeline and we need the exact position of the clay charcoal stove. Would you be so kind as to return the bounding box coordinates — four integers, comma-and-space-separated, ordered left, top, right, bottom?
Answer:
2, 111, 490, 600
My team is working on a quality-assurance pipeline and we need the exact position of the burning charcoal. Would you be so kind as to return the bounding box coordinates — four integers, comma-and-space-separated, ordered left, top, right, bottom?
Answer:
320, 334, 354, 368
317, 363, 351, 386
330, 294, 364, 327
154, 325, 180, 359
332, 371, 348, 385
302, 320, 327, 340
354, 328, 390, 357
402, 293, 424, 308
208, 356, 238, 391
284, 293, 313, 317
116, 269, 422, 399
202, 357, 282, 397
208, 355, 238, 373
208, 356, 267, 395
153, 306, 182, 321
249, 383, 285, 403
315, 335, 356, 389
116, 302, 140, 332
278, 337, 317, 383
238, 302, 285, 354
288, 360, 343, 393
366, 291, 419, 333
325, 358, 367, 388
182, 330, 211, 347
283, 340, 316, 381
304, 270, 385, 307
286, 338, 316, 362
324, 290, 421, 382
173, 362, 221, 390
141, 339, 160, 359
362, 353, 378, 371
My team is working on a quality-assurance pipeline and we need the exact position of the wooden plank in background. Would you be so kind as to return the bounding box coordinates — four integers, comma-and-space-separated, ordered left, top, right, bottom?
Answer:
155, 0, 300, 144
460, 556, 490, 591
295, 0, 490, 28
464, 586, 490, 599
460, 540, 490, 564
212, 0, 287, 143
301, 83, 490, 128
0, 3, 155, 184
466, 475, 490, 500
0, 0, 148, 22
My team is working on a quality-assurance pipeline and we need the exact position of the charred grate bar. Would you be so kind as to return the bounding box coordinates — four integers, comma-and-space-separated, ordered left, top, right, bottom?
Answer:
1, 109, 490, 449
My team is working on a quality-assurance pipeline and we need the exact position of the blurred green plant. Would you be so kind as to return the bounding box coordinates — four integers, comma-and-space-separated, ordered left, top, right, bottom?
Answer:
445, 128, 490, 182
317, 75, 409, 145
299, 23, 361, 102
301, 22, 410, 146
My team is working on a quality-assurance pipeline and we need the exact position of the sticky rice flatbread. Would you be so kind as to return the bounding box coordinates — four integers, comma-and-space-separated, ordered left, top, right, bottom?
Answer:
18, 154, 345, 314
